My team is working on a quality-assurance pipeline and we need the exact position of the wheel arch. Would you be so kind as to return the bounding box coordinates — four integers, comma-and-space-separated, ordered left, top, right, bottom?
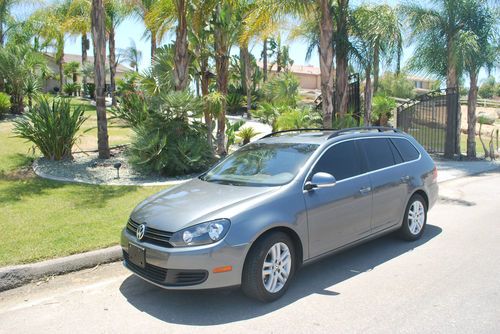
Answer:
244, 226, 305, 270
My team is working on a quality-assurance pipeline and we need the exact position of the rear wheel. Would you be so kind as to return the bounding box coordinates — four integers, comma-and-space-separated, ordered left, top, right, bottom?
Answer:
399, 194, 427, 241
242, 231, 295, 302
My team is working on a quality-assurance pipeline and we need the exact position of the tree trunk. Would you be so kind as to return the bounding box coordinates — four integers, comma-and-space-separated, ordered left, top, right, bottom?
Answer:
373, 43, 380, 94
82, 34, 88, 93
108, 26, 117, 106
240, 46, 247, 95
58, 58, 64, 94
91, 0, 110, 159
0, 24, 4, 92
318, 0, 335, 128
173, 0, 190, 91
364, 66, 372, 126
262, 38, 268, 82
467, 70, 478, 158
444, 36, 460, 158
214, 5, 229, 156
335, 0, 349, 118
201, 56, 213, 153
241, 42, 252, 114
150, 30, 157, 61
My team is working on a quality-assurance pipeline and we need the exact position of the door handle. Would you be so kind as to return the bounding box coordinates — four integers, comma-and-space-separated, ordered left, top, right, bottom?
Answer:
359, 186, 371, 194
401, 175, 411, 182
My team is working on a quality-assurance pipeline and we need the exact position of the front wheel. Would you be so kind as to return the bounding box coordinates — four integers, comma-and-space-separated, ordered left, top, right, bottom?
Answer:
241, 232, 295, 302
398, 194, 427, 241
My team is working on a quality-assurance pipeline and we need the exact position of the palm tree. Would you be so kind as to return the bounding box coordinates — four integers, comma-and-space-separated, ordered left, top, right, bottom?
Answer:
0, 44, 46, 113
335, 0, 350, 119
213, 1, 240, 155
351, 4, 403, 125
172, 0, 190, 91
119, 38, 142, 72
31, 1, 71, 94
462, 0, 498, 158
91, 0, 110, 159
65, 0, 92, 93
246, 0, 335, 128
0, 0, 25, 92
132, 0, 173, 61
368, 5, 402, 93
403, 0, 473, 157
105, 0, 132, 106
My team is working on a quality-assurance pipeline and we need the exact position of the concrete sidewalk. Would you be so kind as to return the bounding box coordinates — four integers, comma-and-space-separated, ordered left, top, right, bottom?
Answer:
435, 159, 500, 183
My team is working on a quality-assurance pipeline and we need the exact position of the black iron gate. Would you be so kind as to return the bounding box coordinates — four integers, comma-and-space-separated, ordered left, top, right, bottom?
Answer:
396, 88, 459, 156
315, 73, 361, 124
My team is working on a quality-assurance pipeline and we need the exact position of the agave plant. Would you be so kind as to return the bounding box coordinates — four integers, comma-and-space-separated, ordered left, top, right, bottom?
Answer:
13, 96, 87, 160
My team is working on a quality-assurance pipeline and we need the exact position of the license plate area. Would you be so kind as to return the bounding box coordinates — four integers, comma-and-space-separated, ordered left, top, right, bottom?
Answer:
128, 243, 146, 268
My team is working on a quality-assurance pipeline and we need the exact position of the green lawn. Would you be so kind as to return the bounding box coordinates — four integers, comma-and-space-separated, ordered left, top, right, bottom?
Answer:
0, 101, 163, 267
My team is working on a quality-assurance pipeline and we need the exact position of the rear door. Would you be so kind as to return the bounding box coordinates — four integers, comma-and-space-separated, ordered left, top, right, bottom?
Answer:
304, 140, 373, 258
358, 138, 408, 233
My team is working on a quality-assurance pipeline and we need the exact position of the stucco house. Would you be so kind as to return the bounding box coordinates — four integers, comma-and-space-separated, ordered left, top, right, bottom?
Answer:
258, 62, 438, 95
257, 62, 322, 91
43, 53, 132, 93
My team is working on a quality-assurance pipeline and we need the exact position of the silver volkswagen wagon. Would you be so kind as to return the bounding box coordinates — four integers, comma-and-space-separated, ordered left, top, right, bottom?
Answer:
121, 127, 438, 302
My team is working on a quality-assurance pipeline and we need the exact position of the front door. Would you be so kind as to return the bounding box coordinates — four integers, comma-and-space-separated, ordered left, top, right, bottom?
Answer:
304, 140, 373, 258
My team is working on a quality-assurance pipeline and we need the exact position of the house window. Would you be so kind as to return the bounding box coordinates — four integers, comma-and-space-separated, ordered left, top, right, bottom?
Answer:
415, 81, 423, 89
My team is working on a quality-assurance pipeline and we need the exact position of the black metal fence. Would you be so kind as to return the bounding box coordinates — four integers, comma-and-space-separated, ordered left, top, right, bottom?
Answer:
396, 88, 459, 156
315, 73, 361, 124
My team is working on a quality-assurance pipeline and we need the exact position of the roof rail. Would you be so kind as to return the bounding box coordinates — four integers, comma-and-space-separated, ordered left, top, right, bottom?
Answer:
260, 128, 337, 139
327, 126, 400, 139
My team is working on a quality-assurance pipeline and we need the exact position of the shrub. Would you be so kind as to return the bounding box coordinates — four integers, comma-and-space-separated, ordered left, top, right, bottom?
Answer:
0, 92, 11, 118
378, 72, 416, 99
111, 90, 149, 127
63, 82, 81, 96
237, 127, 259, 145
226, 92, 244, 115
332, 113, 361, 129
371, 94, 396, 125
13, 96, 86, 160
263, 72, 299, 107
276, 106, 322, 130
128, 92, 213, 176
252, 102, 283, 131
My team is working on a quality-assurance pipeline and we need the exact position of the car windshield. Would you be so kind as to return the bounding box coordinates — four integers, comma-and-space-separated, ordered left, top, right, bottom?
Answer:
201, 142, 319, 186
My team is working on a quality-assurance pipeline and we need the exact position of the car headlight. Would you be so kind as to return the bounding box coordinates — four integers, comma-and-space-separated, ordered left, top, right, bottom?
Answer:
169, 219, 231, 247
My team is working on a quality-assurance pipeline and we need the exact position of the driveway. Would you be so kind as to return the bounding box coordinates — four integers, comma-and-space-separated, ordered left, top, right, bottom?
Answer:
0, 171, 499, 333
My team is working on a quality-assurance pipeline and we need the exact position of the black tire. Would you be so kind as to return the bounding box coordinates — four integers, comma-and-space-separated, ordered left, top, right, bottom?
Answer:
399, 193, 427, 241
241, 231, 296, 302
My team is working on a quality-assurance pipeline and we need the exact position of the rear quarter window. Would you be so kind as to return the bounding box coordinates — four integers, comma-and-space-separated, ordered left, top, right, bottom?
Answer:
391, 138, 420, 162
359, 138, 396, 171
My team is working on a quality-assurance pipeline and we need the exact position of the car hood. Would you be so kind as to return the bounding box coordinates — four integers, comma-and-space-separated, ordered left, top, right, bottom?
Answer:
130, 178, 276, 232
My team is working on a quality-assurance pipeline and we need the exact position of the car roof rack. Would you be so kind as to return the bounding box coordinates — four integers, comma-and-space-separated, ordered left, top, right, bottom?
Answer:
327, 126, 400, 139
260, 128, 337, 139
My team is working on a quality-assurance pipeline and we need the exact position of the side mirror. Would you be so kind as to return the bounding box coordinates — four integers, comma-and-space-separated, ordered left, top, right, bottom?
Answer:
304, 172, 337, 191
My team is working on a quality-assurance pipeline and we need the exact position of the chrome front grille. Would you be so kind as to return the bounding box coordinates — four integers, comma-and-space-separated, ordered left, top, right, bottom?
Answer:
126, 218, 173, 247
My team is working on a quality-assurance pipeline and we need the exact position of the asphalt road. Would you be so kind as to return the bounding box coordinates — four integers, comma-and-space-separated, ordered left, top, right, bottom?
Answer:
1, 171, 499, 334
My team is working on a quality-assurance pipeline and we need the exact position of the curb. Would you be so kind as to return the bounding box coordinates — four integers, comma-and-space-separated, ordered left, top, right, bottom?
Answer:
0, 245, 123, 292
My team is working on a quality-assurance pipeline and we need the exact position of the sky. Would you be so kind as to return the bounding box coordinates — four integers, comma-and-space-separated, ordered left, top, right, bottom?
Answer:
12, 1, 498, 87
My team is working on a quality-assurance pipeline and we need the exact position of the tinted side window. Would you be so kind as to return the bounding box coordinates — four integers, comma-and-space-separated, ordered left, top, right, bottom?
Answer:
312, 141, 361, 181
391, 138, 420, 162
360, 138, 395, 171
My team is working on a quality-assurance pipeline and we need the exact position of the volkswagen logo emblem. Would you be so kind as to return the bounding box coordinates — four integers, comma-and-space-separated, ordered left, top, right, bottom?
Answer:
136, 223, 146, 240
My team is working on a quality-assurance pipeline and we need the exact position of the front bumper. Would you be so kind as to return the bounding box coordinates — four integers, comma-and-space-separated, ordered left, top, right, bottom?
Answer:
120, 228, 249, 290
